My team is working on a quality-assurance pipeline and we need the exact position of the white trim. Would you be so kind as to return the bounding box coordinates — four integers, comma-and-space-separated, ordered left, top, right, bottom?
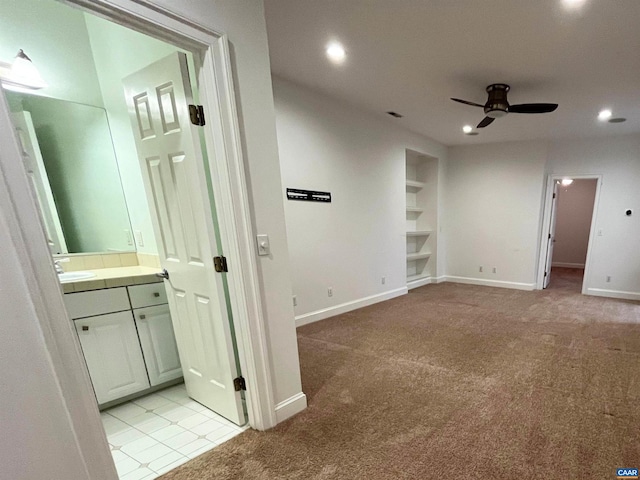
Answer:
551, 262, 585, 269
433, 275, 447, 284
586, 288, 640, 301
407, 276, 431, 290
445, 276, 536, 291
295, 287, 408, 327
274, 392, 308, 424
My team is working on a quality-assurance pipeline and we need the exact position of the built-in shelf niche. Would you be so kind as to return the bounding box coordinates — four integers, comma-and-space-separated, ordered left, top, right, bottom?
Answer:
405, 149, 438, 288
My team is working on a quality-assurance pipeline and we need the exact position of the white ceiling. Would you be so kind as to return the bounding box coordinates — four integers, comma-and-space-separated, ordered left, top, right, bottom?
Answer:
264, 0, 640, 146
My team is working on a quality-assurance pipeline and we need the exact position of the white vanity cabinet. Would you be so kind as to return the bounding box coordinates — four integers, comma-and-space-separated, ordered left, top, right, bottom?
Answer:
74, 311, 150, 404
65, 283, 182, 406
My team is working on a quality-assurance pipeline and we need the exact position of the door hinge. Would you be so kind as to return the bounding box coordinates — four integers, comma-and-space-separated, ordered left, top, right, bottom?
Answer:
214, 256, 228, 273
548, 233, 551, 239
544, 271, 548, 277
552, 193, 556, 199
233, 376, 246, 391
189, 104, 206, 126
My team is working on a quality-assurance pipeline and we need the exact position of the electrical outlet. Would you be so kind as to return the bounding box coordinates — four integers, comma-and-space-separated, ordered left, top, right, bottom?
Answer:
293, 295, 297, 306
479, 266, 483, 273
606, 276, 611, 283
492, 267, 497, 274
125, 229, 133, 246
134, 230, 144, 247
328, 287, 333, 297
382, 276, 386, 285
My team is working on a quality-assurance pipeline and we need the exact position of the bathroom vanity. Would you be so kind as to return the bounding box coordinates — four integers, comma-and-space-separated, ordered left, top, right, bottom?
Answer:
63, 267, 182, 408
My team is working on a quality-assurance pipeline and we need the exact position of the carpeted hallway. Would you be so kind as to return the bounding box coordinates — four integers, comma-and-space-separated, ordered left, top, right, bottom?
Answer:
160, 269, 640, 479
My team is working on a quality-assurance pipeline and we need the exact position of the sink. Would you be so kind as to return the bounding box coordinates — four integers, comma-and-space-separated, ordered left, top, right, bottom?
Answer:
58, 271, 97, 283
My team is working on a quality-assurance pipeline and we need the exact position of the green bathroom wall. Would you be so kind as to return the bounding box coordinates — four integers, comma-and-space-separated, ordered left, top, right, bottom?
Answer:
0, 0, 103, 107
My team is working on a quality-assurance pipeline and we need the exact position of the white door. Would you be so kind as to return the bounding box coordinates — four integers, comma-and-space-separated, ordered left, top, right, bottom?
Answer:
543, 181, 560, 288
11, 111, 67, 254
123, 52, 245, 425
75, 312, 150, 405
134, 305, 183, 386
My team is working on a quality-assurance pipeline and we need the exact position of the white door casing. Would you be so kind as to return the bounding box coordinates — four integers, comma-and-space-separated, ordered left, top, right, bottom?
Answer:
543, 181, 560, 288
134, 304, 183, 386
10, 111, 67, 254
123, 52, 245, 425
75, 312, 150, 405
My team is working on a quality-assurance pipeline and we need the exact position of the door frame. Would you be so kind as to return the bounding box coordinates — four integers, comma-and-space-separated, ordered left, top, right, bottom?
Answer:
536, 174, 602, 293
0, 0, 277, 474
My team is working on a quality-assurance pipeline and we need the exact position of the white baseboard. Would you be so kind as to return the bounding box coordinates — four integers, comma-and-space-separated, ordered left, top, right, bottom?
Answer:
444, 275, 535, 291
407, 276, 431, 290
295, 287, 407, 327
274, 392, 307, 424
586, 288, 640, 301
551, 262, 585, 269
433, 275, 447, 284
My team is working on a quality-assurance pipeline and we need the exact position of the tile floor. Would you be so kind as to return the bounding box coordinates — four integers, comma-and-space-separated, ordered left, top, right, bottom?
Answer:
101, 383, 248, 479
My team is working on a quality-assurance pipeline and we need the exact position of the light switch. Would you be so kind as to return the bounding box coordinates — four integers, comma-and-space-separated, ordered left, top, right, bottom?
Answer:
256, 234, 270, 256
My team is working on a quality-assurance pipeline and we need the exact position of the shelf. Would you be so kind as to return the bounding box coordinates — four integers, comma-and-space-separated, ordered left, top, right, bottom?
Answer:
406, 230, 433, 237
406, 252, 432, 261
405, 180, 426, 190
406, 206, 423, 213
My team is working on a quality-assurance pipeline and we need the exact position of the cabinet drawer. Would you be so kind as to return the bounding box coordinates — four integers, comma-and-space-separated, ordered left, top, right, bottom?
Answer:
128, 283, 168, 308
64, 287, 130, 319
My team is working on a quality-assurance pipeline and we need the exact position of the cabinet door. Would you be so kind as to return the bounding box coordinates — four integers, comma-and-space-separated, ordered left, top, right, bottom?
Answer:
134, 305, 183, 386
75, 312, 150, 404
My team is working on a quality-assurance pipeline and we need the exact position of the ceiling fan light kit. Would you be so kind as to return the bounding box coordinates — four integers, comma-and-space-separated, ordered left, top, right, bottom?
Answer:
452, 83, 559, 129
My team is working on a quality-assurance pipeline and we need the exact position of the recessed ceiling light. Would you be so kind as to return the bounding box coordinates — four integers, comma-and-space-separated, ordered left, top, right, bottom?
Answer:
598, 109, 612, 121
561, 0, 587, 10
561, 178, 574, 186
326, 42, 346, 64
609, 117, 627, 123
462, 125, 473, 134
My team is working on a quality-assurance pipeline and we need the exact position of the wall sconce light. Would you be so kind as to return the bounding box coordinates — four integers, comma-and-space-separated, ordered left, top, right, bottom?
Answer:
0, 49, 48, 92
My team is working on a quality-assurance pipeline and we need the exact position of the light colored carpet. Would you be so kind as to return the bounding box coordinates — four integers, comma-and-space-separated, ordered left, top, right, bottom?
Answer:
160, 268, 640, 479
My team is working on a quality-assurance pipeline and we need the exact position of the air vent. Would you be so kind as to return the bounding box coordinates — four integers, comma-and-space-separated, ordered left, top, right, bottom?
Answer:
465, 132, 479, 136
608, 118, 627, 123
386, 111, 403, 118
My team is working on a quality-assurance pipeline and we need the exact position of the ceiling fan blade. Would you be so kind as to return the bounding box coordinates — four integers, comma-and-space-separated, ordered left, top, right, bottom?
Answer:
477, 116, 495, 128
451, 98, 485, 108
509, 103, 558, 114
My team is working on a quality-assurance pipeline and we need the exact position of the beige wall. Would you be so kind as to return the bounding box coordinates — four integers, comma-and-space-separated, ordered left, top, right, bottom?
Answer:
553, 179, 597, 267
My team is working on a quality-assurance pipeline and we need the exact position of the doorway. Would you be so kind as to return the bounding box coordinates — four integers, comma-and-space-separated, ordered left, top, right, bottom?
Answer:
538, 176, 600, 293
0, 2, 270, 476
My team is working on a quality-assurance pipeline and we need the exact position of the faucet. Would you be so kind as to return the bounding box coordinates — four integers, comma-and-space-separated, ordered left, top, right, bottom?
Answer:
54, 258, 69, 274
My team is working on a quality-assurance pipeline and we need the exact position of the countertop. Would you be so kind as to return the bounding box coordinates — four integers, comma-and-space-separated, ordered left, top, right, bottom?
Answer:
61, 266, 163, 293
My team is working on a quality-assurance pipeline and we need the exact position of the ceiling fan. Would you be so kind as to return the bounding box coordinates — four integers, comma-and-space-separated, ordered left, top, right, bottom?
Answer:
451, 84, 558, 128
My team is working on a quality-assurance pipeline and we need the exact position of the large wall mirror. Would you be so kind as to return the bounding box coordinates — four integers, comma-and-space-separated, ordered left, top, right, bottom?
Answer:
7, 92, 134, 254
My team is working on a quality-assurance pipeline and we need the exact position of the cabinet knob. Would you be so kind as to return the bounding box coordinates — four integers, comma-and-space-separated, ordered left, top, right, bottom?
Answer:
82, 325, 89, 331
153, 292, 160, 297
139, 314, 146, 320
